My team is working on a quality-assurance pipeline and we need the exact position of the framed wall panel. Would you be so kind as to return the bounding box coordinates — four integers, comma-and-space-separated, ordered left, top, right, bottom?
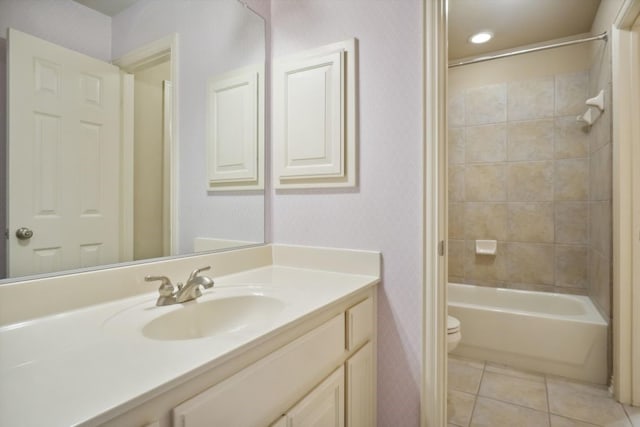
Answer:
273, 39, 358, 189
207, 64, 264, 190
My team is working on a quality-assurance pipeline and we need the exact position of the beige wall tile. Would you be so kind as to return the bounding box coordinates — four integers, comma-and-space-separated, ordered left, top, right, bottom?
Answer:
556, 245, 588, 289
508, 77, 554, 121
555, 158, 588, 201
591, 88, 612, 153
449, 276, 465, 285
448, 67, 599, 293
449, 203, 465, 239
465, 203, 508, 241
506, 243, 555, 285
465, 240, 507, 283
555, 71, 589, 116
449, 92, 465, 128
448, 127, 465, 165
590, 144, 612, 201
555, 116, 590, 159
554, 286, 588, 296
556, 202, 588, 244
507, 202, 554, 243
466, 124, 507, 163
465, 164, 506, 201
590, 250, 611, 319
465, 83, 507, 125
507, 161, 553, 201
448, 239, 465, 278
590, 201, 612, 259
507, 119, 554, 161
449, 165, 465, 202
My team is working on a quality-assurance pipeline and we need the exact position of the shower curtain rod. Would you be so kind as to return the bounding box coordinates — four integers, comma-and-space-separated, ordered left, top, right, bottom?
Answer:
448, 31, 608, 68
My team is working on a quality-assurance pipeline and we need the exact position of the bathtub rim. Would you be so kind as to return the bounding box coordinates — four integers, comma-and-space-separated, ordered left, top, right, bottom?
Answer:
447, 282, 608, 326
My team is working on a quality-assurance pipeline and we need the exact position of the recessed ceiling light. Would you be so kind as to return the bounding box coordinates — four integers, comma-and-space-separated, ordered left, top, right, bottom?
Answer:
469, 31, 493, 44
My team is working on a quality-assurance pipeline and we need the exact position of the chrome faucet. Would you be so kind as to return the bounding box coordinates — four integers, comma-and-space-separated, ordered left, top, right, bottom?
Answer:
144, 275, 178, 306
175, 266, 215, 303
145, 266, 214, 306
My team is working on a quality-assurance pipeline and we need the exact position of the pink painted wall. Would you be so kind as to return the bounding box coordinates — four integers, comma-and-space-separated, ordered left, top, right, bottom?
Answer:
270, 1, 423, 425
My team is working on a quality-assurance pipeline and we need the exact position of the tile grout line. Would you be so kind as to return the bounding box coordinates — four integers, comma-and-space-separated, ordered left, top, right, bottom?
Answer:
477, 394, 553, 416
623, 404, 635, 426
466, 360, 487, 427
545, 374, 552, 427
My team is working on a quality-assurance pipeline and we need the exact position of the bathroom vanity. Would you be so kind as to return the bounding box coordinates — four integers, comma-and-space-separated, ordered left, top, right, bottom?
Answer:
0, 245, 380, 427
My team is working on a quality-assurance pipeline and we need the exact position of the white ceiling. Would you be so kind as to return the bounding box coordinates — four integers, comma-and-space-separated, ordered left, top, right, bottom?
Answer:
73, 0, 139, 17
449, 0, 602, 60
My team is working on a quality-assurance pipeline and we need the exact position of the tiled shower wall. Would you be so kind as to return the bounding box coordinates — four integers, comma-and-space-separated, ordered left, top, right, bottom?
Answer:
588, 43, 613, 319
448, 71, 594, 294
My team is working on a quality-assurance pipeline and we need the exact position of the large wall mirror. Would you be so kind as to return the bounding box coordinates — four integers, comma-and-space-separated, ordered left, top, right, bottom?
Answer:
0, 0, 265, 283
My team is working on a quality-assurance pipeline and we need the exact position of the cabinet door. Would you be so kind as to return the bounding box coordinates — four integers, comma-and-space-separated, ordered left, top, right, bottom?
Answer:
287, 366, 344, 427
173, 314, 344, 427
346, 342, 374, 427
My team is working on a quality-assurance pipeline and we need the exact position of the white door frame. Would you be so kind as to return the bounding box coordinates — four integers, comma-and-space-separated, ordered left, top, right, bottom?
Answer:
422, 0, 448, 426
162, 80, 173, 256
612, 0, 640, 406
114, 34, 179, 256
120, 72, 134, 262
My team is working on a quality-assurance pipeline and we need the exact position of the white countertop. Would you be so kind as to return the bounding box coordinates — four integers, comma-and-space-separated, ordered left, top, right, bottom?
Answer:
0, 264, 379, 427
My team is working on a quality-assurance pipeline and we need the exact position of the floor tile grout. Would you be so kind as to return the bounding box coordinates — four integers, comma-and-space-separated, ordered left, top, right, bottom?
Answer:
545, 374, 552, 427
623, 405, 635, 426
476, 394, 551, 415
448, 355, 636, 427
467, 360, 485, 427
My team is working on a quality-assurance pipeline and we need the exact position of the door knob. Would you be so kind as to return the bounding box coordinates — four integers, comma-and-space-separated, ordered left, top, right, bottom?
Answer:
15, 227, 33, 240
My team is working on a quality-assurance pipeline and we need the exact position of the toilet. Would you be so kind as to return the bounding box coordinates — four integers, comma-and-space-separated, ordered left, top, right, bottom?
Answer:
447, 315, 461, 353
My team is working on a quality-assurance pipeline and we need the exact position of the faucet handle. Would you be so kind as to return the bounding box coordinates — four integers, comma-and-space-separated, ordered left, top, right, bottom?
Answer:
145, 275, 175, 297
188, 266, 211, 282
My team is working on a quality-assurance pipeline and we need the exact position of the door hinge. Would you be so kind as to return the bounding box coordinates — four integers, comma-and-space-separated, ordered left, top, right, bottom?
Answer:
438, 240, 445, 256
4, 229, 8, 240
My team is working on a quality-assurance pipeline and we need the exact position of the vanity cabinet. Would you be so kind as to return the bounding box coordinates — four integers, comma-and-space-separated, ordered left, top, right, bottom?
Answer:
173, 314, 345, 426
173, 295, 375, 427
346, 342, 375, 427
101, 289, 376, 427
271, 366, 345, 427
269, 342, 374, 427
269, 296, 375, 427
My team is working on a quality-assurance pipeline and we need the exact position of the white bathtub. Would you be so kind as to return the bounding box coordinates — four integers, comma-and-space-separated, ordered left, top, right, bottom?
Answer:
448, 283, 608, 384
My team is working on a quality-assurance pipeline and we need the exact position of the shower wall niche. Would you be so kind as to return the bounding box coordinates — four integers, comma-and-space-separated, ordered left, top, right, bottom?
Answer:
447, 45, 609, 296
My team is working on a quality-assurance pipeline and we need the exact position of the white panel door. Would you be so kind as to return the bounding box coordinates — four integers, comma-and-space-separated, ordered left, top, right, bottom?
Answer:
8, 28, 122, 277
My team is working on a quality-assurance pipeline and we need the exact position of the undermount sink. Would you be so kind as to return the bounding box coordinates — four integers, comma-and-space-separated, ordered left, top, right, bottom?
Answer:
143, 295, 285, 341
102, 287, 288, 341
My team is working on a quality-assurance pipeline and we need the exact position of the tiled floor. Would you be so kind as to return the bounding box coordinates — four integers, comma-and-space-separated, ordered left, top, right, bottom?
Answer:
448, 355, 640, 427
